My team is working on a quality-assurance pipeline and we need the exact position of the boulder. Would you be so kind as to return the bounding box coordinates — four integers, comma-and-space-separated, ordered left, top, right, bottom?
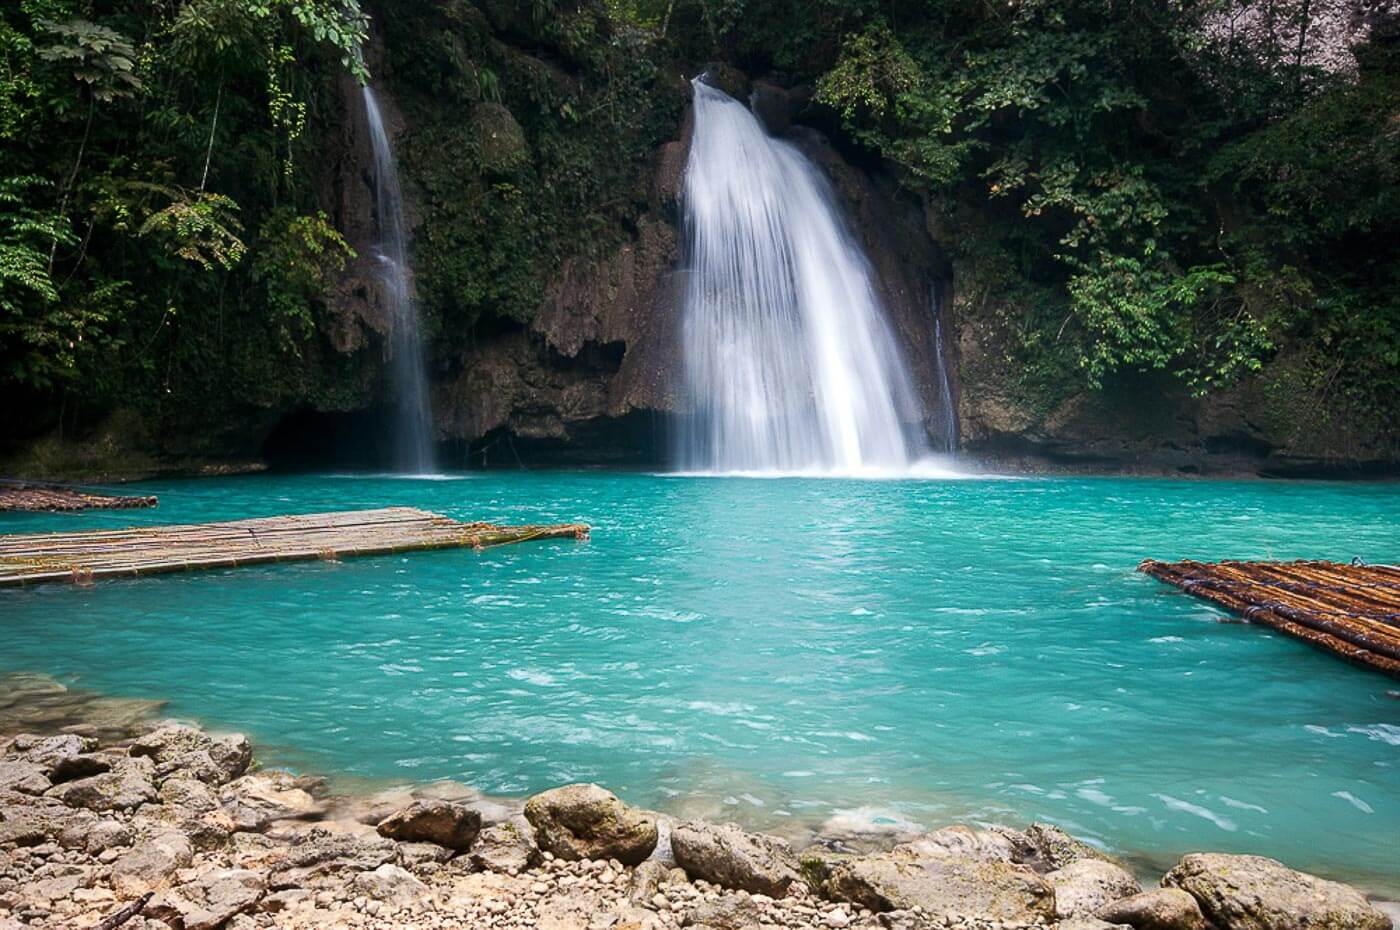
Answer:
822, 842, 1055, 924
524, 783, 657, 865
629, 859, 671, 904
148, 868, 266, 930
220, 770, 321, 831
85, 818, 135, 854
110, 831, 194, 898
471, 819, 540, 873
1048, 858, 1142, 919
398, 840, 454, 869
472, 101, 528, 175
45, 755, 157, 811
1162, 853, 1391, 930
130, 724, 252, 786
750, 81, 792, 134
376, 798, 481, 850
1062, 919, 1134, 930
1098, 887, 1210, 930
904, 825, 1022, 863
351, 863, 430, 909
671, 820, 801, 897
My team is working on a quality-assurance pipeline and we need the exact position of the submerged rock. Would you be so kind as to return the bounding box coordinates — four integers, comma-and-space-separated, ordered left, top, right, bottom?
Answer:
670, 819, 801, 897
1048, 858, 1143, 919
376, 798, 482, 850
1162, 853, 1391, 930
524, 783, 657, 865
1097, 887, 1209, 930
822, 841, 1055, 923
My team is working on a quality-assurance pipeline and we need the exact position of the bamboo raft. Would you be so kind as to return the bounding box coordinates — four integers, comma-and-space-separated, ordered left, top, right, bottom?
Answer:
1139, 559, 1400, 678
0, 482, 158, 513
0, 507, 589, 588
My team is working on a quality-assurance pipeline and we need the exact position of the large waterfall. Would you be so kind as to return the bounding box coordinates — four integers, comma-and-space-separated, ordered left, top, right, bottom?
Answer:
677, 77, 928, 474
363, 86, 435, 474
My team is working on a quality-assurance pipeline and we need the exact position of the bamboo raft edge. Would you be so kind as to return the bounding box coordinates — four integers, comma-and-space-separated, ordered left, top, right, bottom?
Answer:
0, 483, 158, 513
0, 507, 590, 588
1138, 558, 1400, 679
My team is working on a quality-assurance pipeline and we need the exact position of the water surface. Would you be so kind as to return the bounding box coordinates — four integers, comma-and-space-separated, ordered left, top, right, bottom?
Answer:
2, 472, 1396, 892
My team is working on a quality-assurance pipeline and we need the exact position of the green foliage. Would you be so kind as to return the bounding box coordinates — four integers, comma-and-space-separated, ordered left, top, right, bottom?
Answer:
137, 188, 246, 271
39, 19, 142, 102
251, 208, 353, 351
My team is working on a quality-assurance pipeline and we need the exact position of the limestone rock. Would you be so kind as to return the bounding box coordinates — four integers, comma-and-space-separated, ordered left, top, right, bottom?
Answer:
993, 822, 1117, 873
904, 825, 1022, 864
681, 892, 764, 929
1162, 853, 1391, 930
524, 783, 657, 865
0, 760, 50, 795
220, 770, 321, 831
1061, 919, 1134, 930
270, 828, 398, 886
351, 863, 429, 909
110, 831, 194, 898
671, 820, 801, 897
628, 859, 671, 904
5, 733, 97, 775
471, 818, 540, 873
85, 818, 135, 854
1098, 887, 1210, 930
1048, 858, 1142, 919
149, 868, 266, 930
130, 724, 252, 786
376, 798, 481, 850
45, 755, 157, 811
822, 842, 1055, 923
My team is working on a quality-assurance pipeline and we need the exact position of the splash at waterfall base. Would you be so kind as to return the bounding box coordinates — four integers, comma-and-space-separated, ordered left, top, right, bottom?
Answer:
1, 705, 1393, 930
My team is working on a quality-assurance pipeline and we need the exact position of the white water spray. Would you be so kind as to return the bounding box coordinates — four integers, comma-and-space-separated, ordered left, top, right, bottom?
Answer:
677, 78, 927, 474
363, 86, 435, 474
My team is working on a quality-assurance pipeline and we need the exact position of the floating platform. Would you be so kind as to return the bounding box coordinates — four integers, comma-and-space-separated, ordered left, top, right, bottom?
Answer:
1139, 559, 1400, 678
0, 507, 589, 587
0, 482, 158, 513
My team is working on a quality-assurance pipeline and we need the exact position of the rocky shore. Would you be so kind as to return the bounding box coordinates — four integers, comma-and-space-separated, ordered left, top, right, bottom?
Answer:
0, 716, 1393, 930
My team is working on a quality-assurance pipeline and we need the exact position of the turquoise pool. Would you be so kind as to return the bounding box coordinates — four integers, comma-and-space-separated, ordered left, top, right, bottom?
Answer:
1, 472, 1397, 891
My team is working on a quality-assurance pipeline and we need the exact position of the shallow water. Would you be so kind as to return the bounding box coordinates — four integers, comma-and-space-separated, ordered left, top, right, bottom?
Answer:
2, 472, 1397, 892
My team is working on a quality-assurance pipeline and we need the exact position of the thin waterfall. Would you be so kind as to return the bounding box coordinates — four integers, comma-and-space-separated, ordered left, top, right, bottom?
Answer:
677, 77, 927, 474
363, 86, 434, 474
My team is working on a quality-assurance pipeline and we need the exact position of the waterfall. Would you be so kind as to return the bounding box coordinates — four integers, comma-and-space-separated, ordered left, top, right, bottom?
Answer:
931, 284, 958, 454
363, 86, 435, 474
677, 77, 927, 474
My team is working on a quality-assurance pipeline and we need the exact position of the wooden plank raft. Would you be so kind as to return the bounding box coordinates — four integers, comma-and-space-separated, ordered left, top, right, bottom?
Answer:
1139, 559, 1400, 678
0, 482, 158, 513
0, 507, 589, 587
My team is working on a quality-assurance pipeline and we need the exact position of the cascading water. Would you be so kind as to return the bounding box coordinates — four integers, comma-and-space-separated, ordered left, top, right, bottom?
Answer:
677, 77, 928, 474
363, 86, 435, 474
931, 283, 958, 454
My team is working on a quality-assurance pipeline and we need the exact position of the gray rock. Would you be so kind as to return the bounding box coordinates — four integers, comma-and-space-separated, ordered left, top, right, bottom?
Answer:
44, 755, 156, 811
5, 734, 96, 776
220, 770, 320, 832
750, 81, 793, 134
629, 859, 671, 903
1060, 919, 1134, 930
110, 831, 194, 898
471, 818, 540, 873
350, 863, 429, 908
1098, 887, 1209, 930
671, 820, 801, 897
131, 724, 252, 786
995, 822, 1117, 873
823, 842, 1056, 924
0, 760, 50, 795
1162, 853, 1391, 930
160, 774, 220, 814
1048, 858, 1142, 919
257, 888, 312, 913
376, 799, 481, 850
904, 825, 1022, 863
681, 892, 763, 929
85, 818, 135, 854
270, 828, 398, 887
524, 783, 657, 865
149, 868, 266, 930
398, 840, 453, 869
